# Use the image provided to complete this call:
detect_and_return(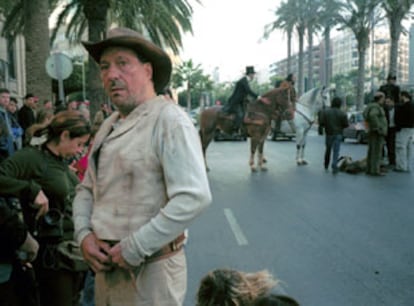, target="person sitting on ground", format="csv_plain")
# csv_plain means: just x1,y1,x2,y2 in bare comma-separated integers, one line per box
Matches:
222,66,259,136
196,268,277,306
